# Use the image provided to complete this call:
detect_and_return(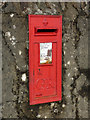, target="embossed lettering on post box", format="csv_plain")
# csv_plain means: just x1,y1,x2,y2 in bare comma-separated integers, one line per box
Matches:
29,15,62,105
